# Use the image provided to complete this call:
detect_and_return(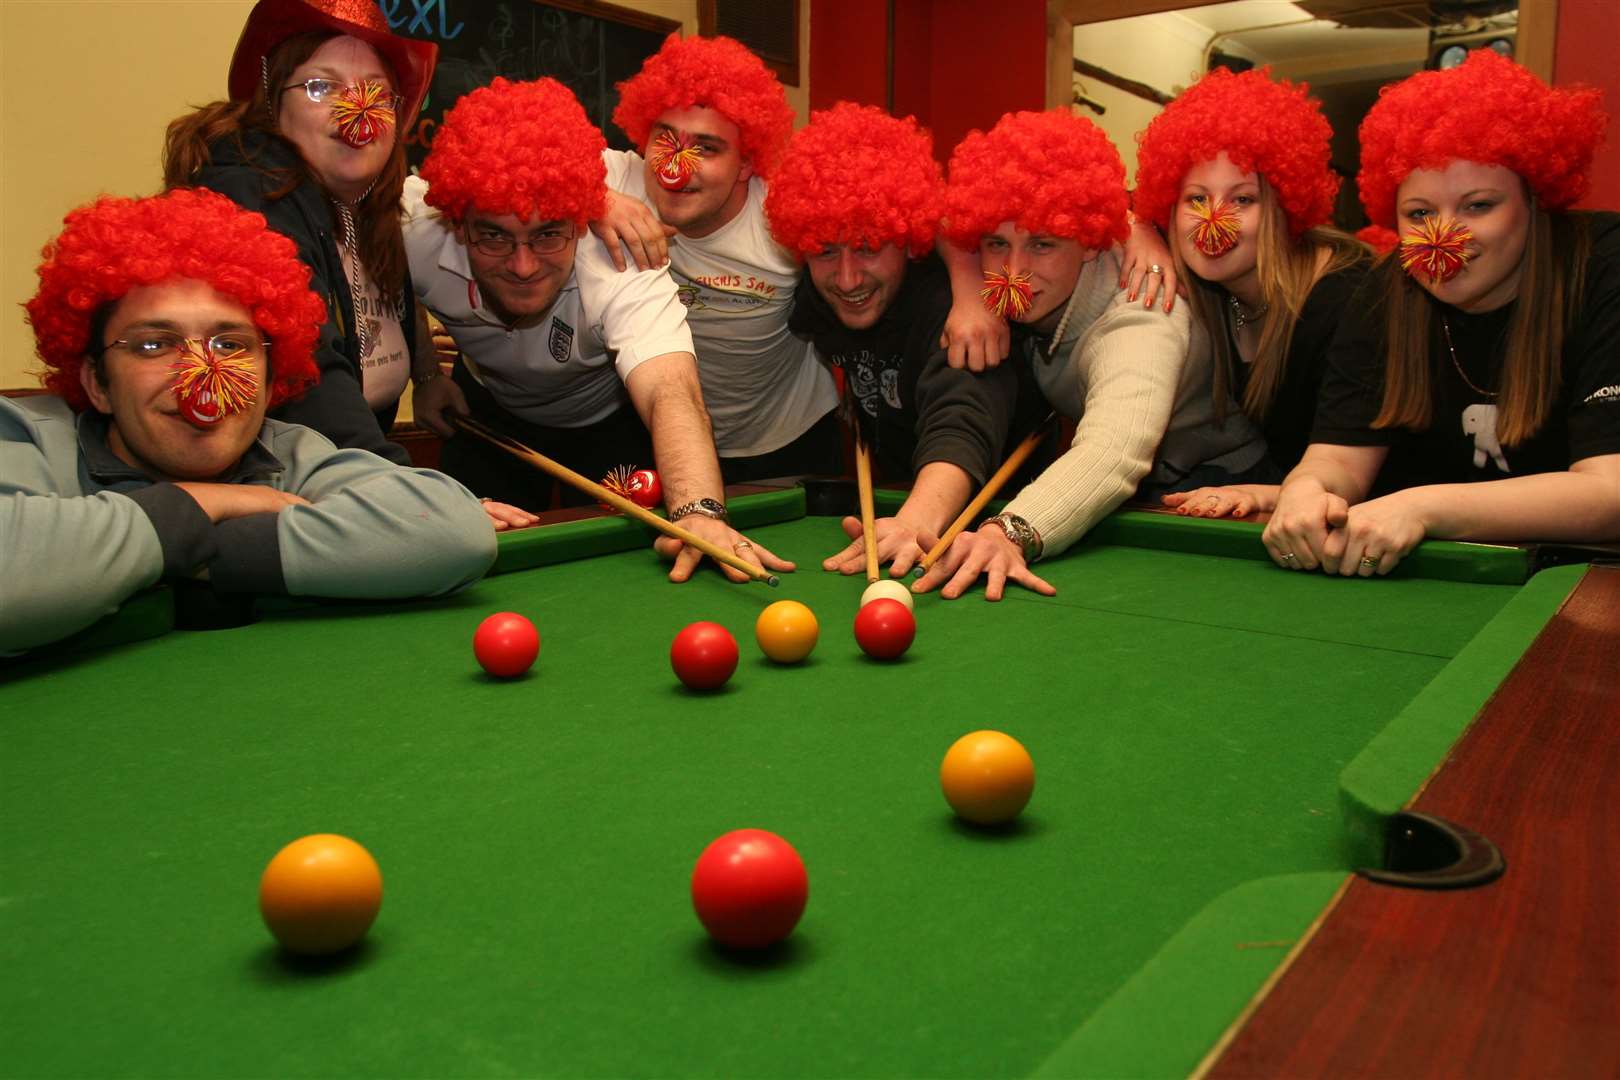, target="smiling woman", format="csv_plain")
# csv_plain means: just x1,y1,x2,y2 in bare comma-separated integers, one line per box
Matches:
1264,49,1620,579
160,0,438,466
